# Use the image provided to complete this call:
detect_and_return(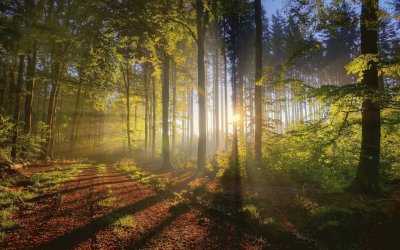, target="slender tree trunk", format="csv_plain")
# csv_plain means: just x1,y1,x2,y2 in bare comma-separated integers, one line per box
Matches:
69,83,81,151
9,61,16,116
172,62,176,157
41,82,48,140
0,65,5,115
24,43,37,133
189,88,194,158
125,66,132,153
11,55,25,160
162,52,172,170
144,66,149,161
214,46,220,151
197,0,206,172
224,46,228,151
350,0,380,193
152,76,156,160
46,84,60,159
254,0,263,162
74,96,86,143
45,44,65,160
